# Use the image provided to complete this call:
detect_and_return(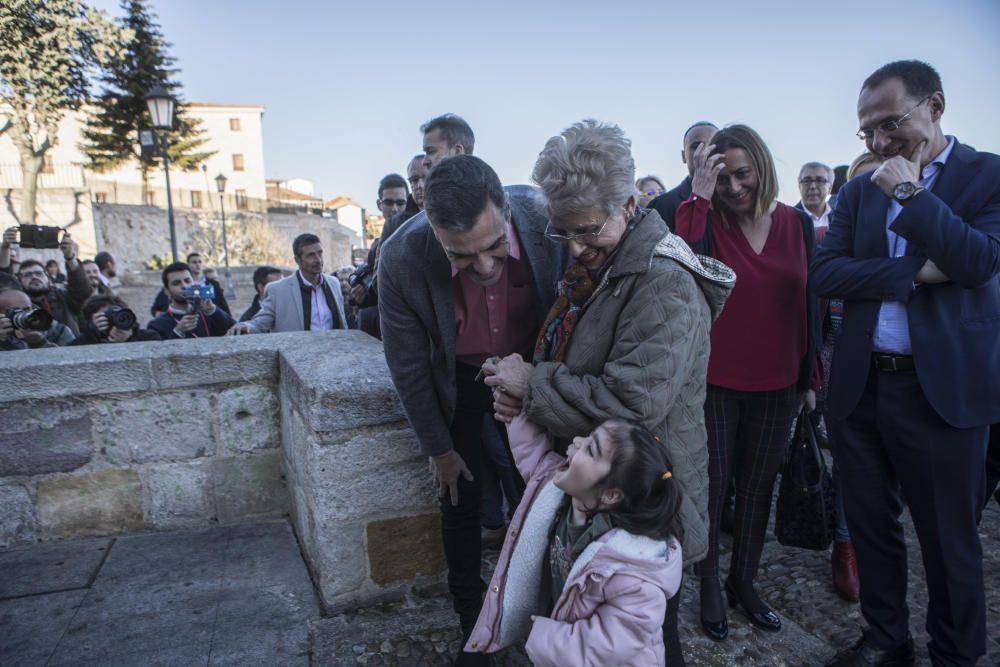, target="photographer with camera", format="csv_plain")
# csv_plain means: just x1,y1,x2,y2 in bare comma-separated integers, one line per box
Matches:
147,262,235,339
69,295,161,345
2,228,92,336
0,287,75,350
